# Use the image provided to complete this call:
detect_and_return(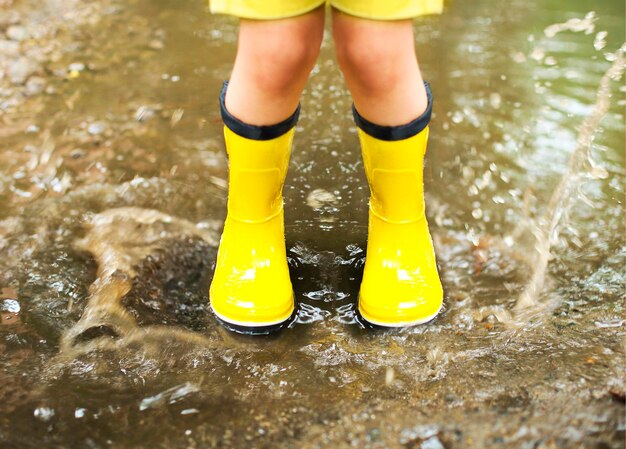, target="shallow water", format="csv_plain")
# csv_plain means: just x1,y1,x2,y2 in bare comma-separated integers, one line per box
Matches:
0,0,624,447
